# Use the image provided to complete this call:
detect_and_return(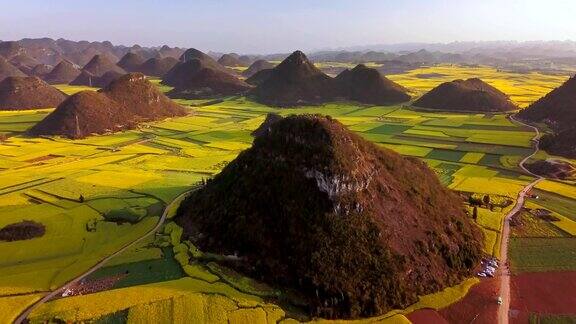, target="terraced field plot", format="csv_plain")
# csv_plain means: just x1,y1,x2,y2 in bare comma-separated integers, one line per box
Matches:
0,87,572,322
